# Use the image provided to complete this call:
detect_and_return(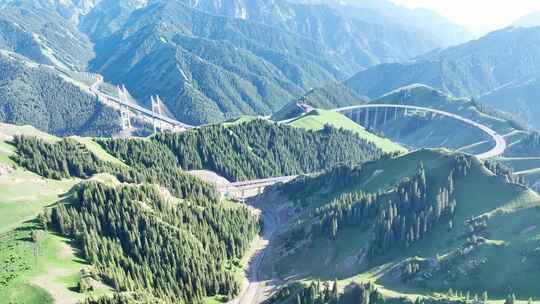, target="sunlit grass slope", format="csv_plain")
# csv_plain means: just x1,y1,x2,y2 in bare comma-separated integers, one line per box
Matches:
288,109,407,153
273,149,540,300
